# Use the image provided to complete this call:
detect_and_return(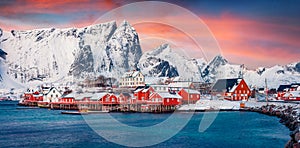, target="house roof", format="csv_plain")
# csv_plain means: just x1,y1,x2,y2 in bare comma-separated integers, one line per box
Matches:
150,85,168,92
277,85,291,92
134,88,143,93
291,83,300,88
90,93,108,101
290,91,300,97
157,92,182,99
61,92,76,98
121,71,142,78
211,78,241,92
44,87,62,95
120,92,132,98
182,89,200,94
168,82,192,88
